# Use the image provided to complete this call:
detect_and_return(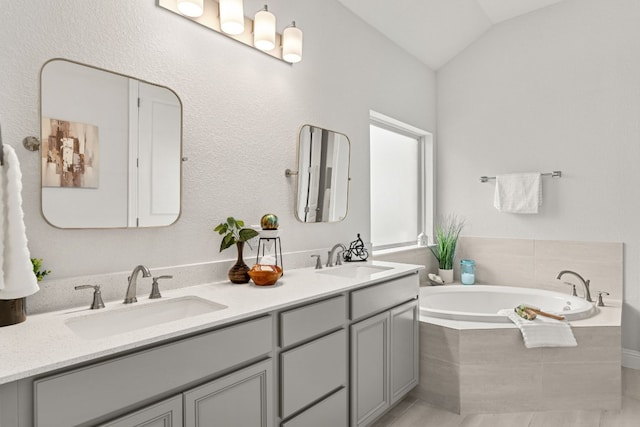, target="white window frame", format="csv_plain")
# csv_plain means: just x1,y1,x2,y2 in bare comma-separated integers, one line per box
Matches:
369,110,434,250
